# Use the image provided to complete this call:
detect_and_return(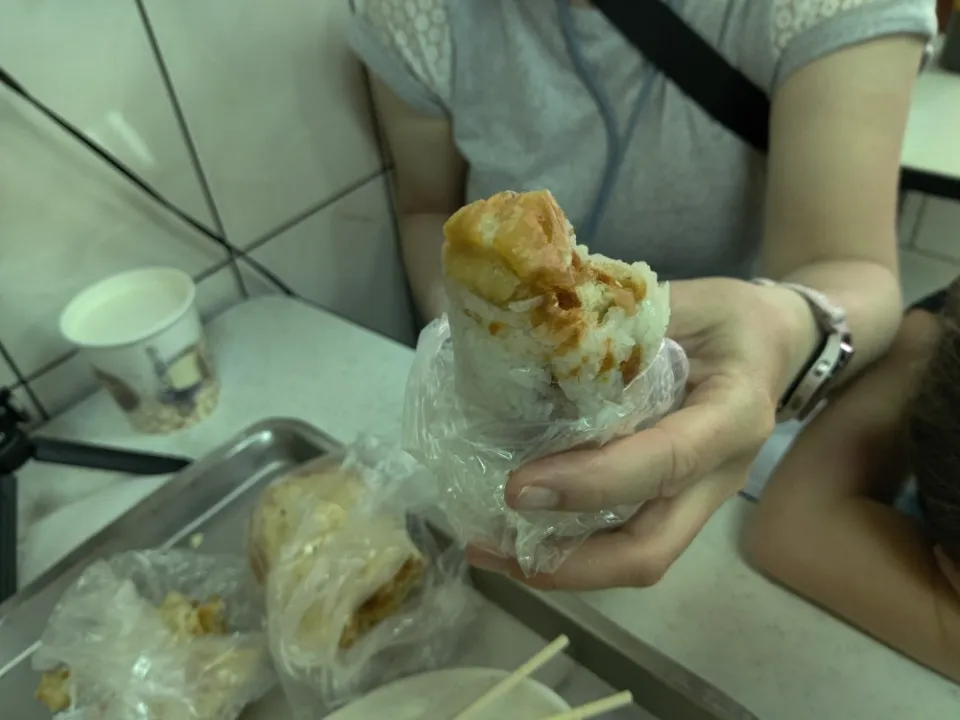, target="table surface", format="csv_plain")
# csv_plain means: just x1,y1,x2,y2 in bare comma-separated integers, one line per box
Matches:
17,296,960,720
